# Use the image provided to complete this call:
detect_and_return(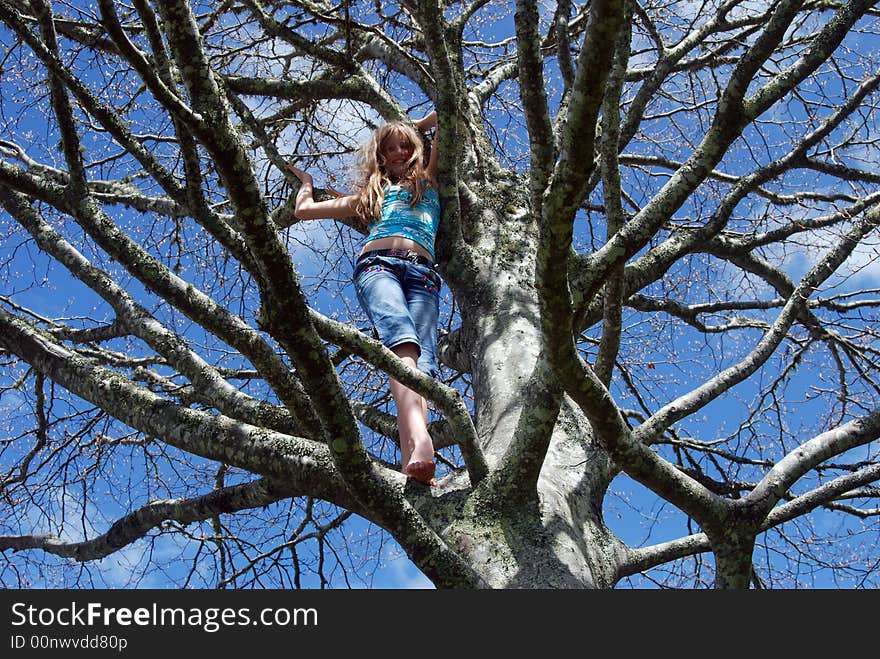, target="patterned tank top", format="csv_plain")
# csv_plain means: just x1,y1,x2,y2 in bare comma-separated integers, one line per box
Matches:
365,182,441,259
